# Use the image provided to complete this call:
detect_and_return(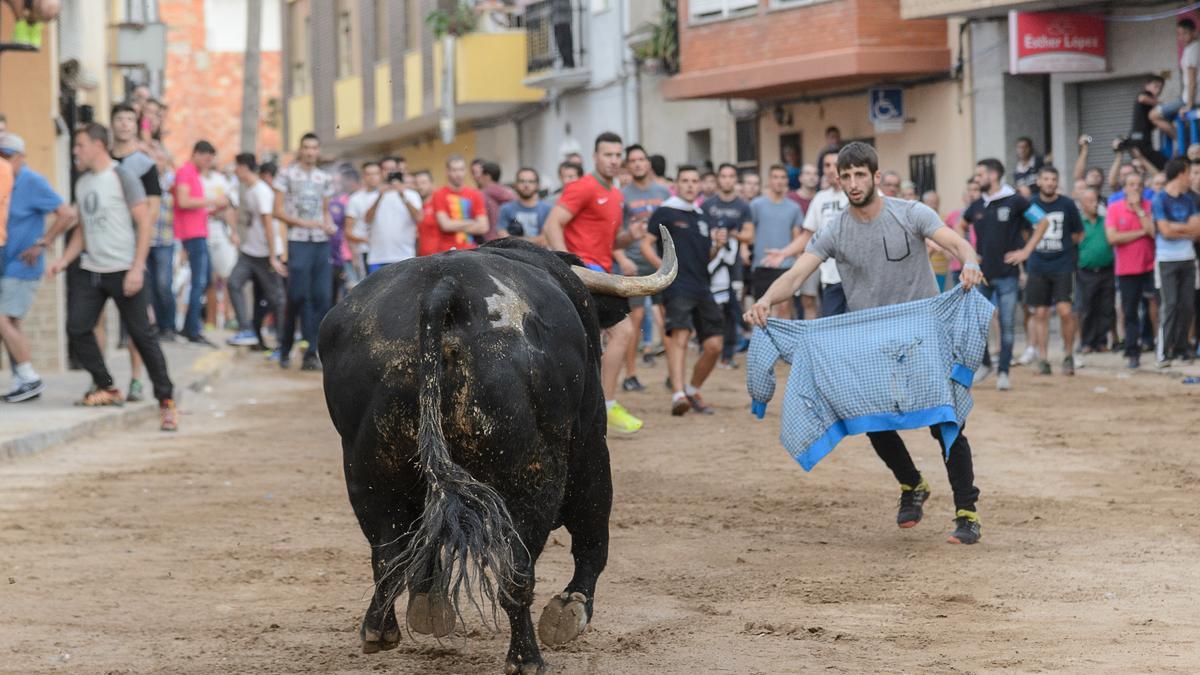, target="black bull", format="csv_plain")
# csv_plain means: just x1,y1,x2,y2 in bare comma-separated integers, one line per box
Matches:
319,233,677,673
